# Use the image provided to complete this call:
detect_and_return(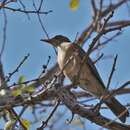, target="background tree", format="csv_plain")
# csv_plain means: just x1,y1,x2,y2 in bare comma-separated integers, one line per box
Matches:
0,0,130,130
